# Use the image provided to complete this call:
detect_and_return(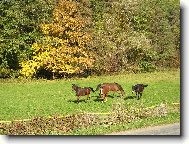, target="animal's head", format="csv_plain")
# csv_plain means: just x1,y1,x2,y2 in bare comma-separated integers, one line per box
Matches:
132,85,135,94
72,84,77,91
